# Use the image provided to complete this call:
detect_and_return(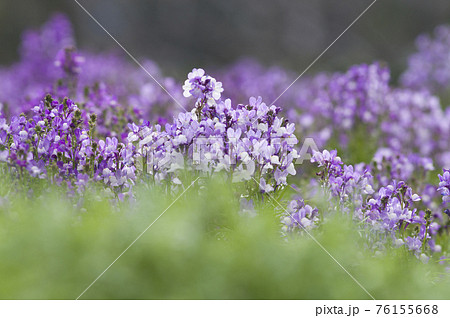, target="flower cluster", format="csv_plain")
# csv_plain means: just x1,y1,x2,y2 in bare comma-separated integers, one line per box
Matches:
183,68,223,107
281,196,319,232
217,59,295,105
361,180,441,259
381,89,450,168
0,64,299,201
221,61,392,149
0,14,73,116
54,46,85,76
401,25,450,94
310,149,443,259
0,95,136,197
438,170,450,206
311,149,374,214
0,15,449,265
79,83,139,140
0,14,182,126
220,59,450,168
371,148,434,186
363,181,422,234
128,91,298,192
